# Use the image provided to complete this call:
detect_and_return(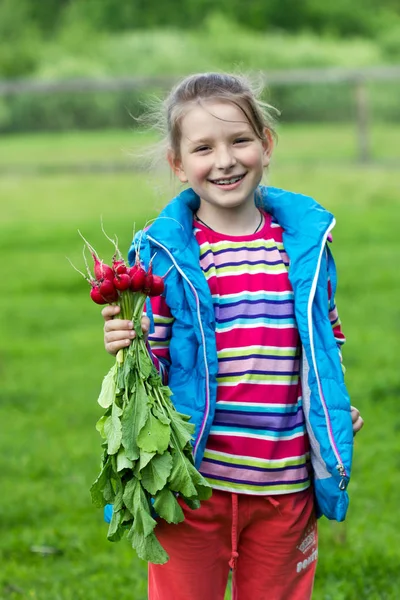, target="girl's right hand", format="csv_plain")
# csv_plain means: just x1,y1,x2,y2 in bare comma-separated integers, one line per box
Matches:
102,305,150,356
